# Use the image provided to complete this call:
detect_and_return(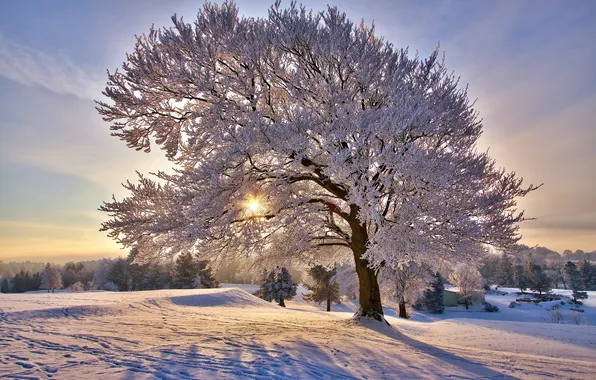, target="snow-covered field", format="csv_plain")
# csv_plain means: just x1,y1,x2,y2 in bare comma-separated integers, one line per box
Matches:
1,287,595,379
